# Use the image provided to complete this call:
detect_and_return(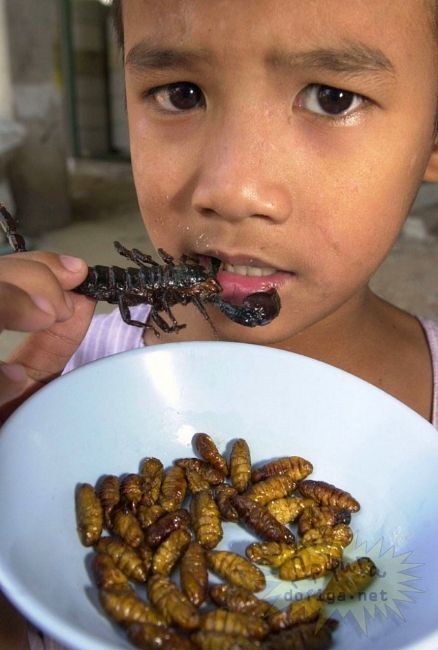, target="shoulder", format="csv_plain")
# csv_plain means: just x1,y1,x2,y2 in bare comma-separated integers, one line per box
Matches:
63,304,150,374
